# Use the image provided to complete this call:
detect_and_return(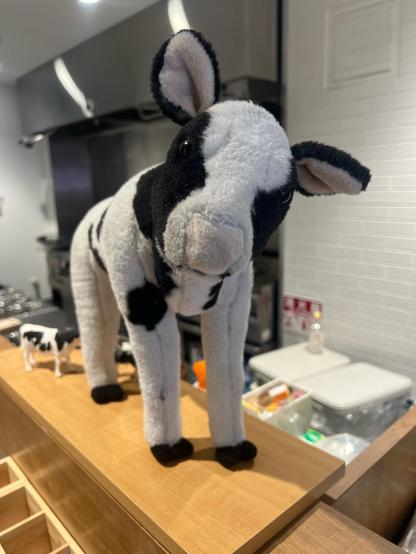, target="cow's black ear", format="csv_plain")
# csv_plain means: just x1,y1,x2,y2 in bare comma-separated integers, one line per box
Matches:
291,141,371,196
151,29,220,125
